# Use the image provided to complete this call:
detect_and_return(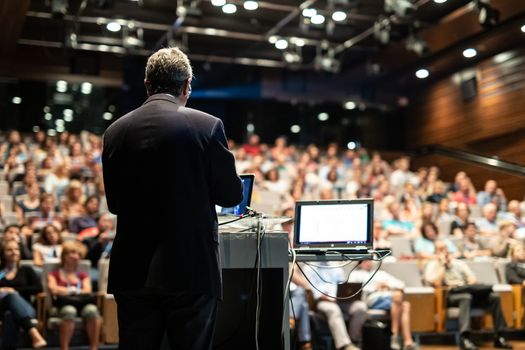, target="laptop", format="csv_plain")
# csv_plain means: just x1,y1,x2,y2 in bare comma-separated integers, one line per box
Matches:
293,199,374,256
216,174,255,218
